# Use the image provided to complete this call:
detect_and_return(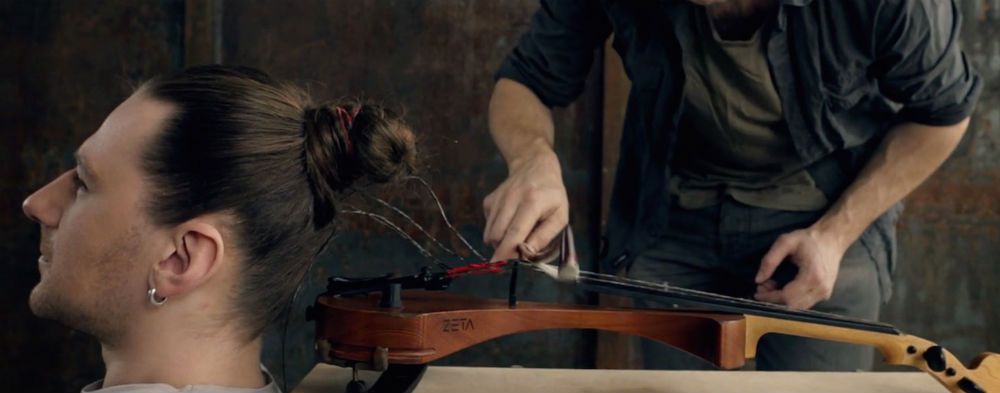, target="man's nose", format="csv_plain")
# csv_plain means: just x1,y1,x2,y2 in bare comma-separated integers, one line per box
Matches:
23,170,74,228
